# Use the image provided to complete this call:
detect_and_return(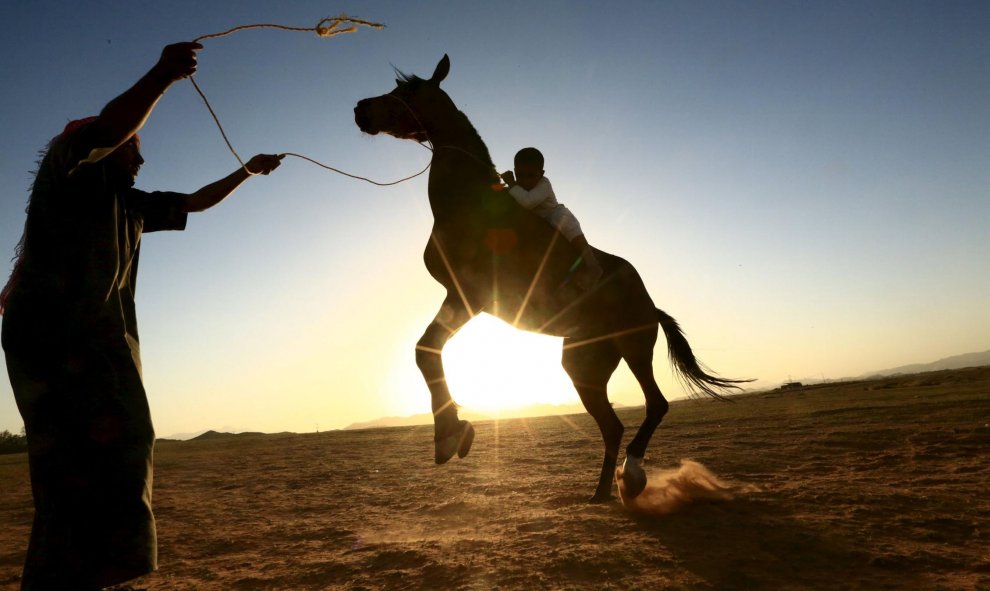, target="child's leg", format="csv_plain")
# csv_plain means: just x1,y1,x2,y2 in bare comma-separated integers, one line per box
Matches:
570,234,603,288
550,207,603,289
